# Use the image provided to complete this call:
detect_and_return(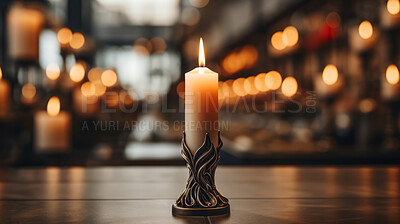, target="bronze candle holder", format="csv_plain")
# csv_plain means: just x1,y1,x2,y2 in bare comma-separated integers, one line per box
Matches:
172,131,230,216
